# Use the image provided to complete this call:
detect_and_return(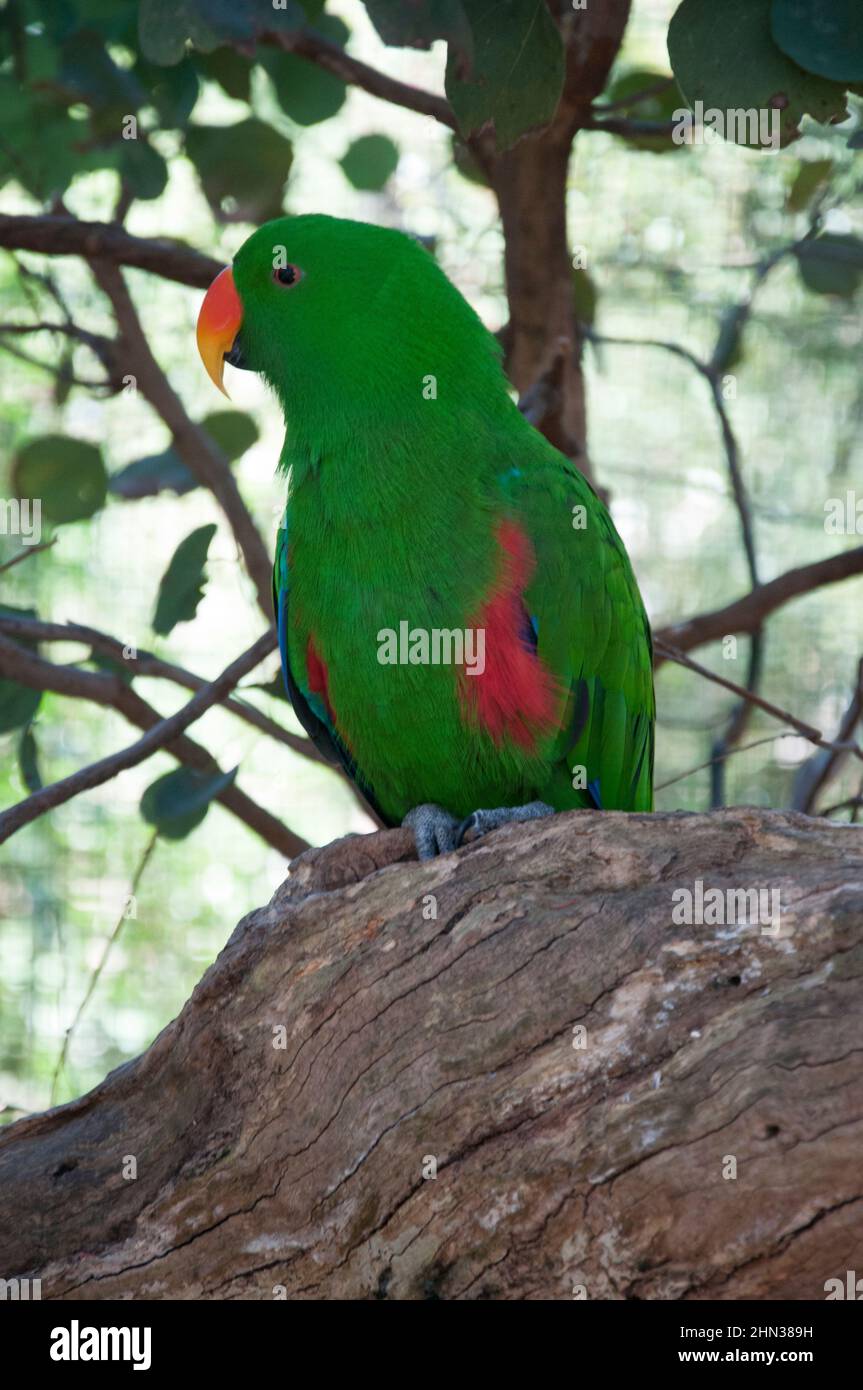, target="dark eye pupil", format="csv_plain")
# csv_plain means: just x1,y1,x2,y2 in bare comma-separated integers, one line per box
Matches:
276,265,296,285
